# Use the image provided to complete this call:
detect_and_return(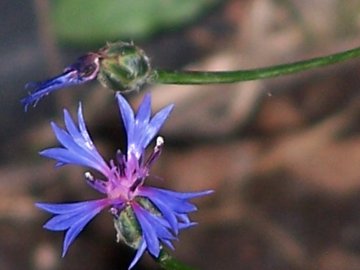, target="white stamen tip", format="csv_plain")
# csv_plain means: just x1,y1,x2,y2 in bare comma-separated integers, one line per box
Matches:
84,171,94,181
156,136,164,146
